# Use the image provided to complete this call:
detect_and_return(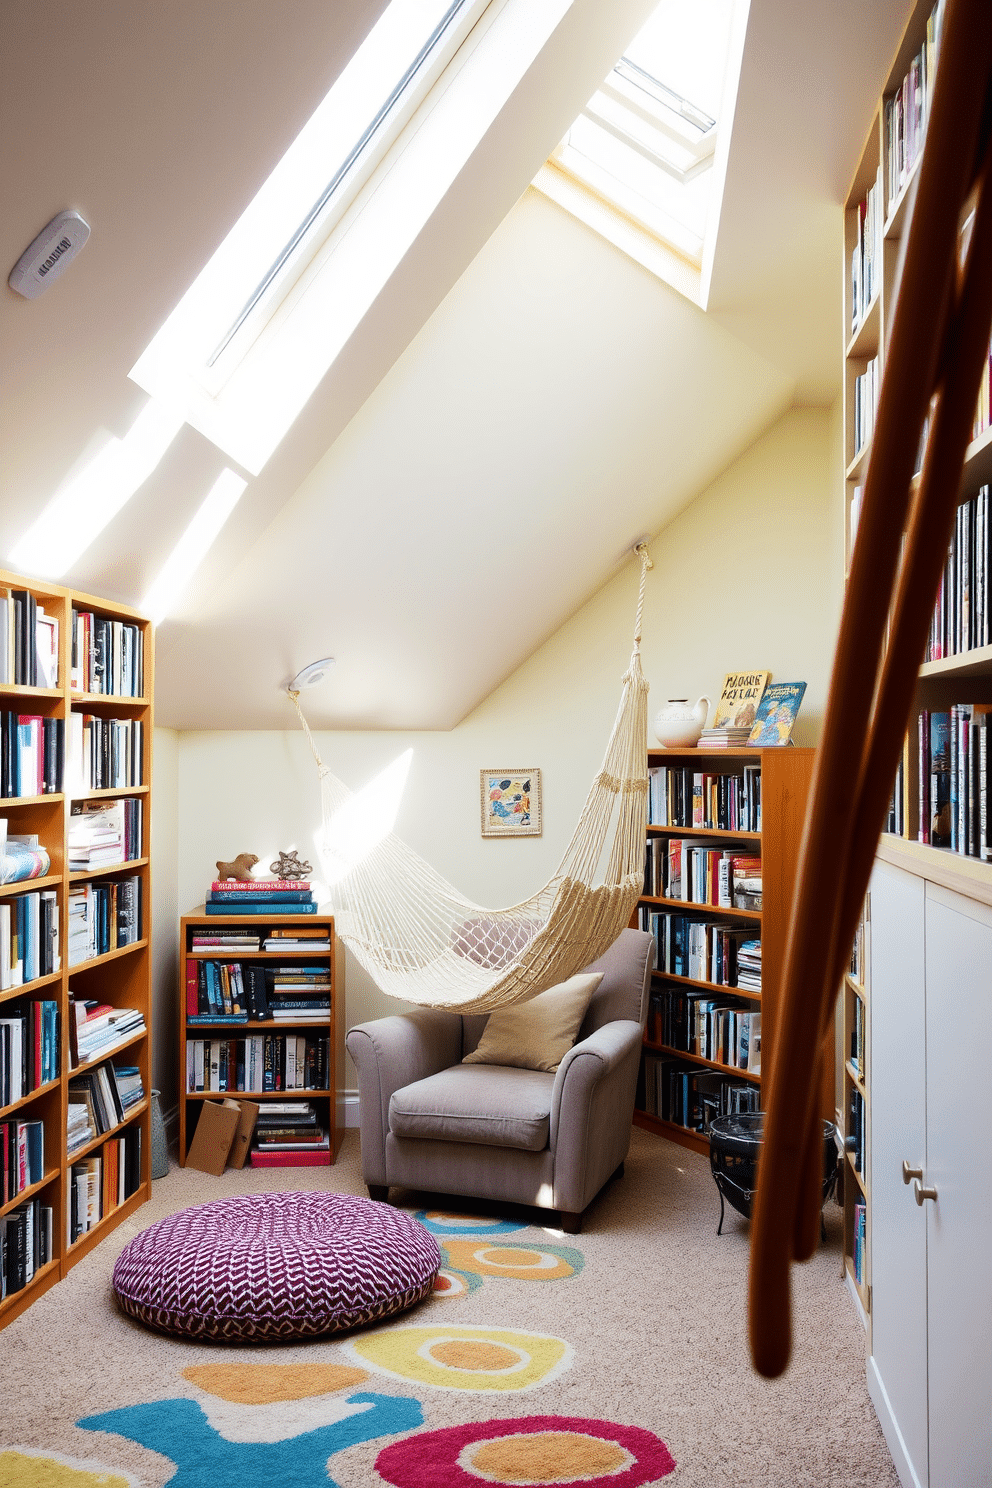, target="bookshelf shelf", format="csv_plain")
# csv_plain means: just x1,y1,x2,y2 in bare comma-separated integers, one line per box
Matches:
72,1028,147,1073
66,1100,149,1165
64,1185,148,1269
0,567,153,1327
178,910,343,1168
640,893,761,922
847,292,881,359
69,785,149,801
69,857,148,883
634,746,823,1144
